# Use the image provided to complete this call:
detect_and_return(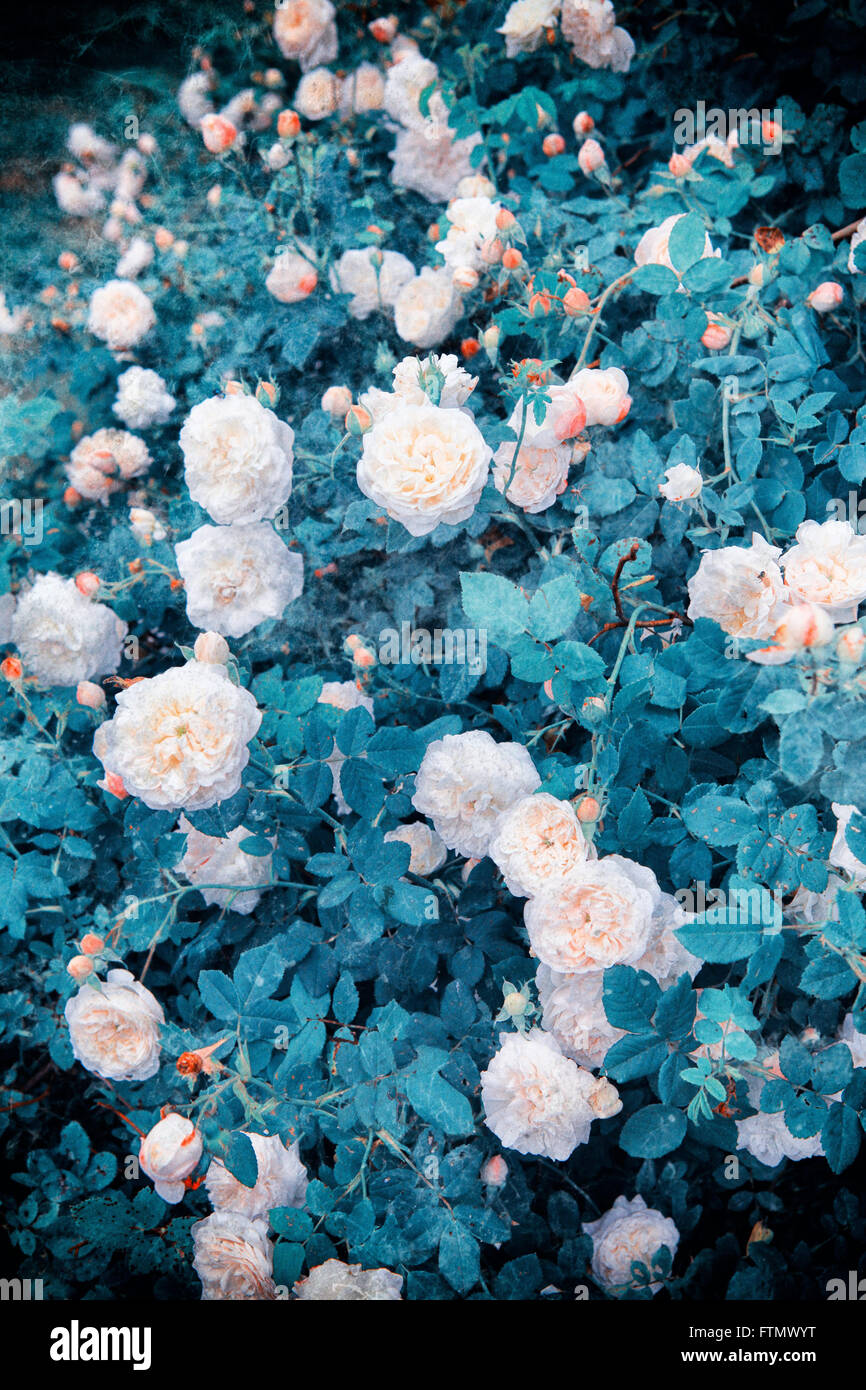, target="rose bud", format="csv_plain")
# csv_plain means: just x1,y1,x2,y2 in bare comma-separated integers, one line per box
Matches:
206,185,222,207
668,152,691,177
562,286,591,316
578,138,605,176
100,771,128,799
58,251,79,271
266,142,289,171
701,313,732,350
201,114,237,153
495,207,517,232
774,603,835,651
194,631,230,665
137,133,157,155
502,247,523,270
807,281,844,314
77,681,106,709
67,955,94,981
461,337,480,358
1,655,22,682
369,15,398,42
481,1155,508,1187
543,133,566,157
139,1114,203,1204
321,385,353,418
80,933,105,956
154,226,175,249
75,571,100,598
573,111,594,136
277,108,301,139
837,627,866,663
453,266,479,291
345,404,372,435
576,795,601,823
